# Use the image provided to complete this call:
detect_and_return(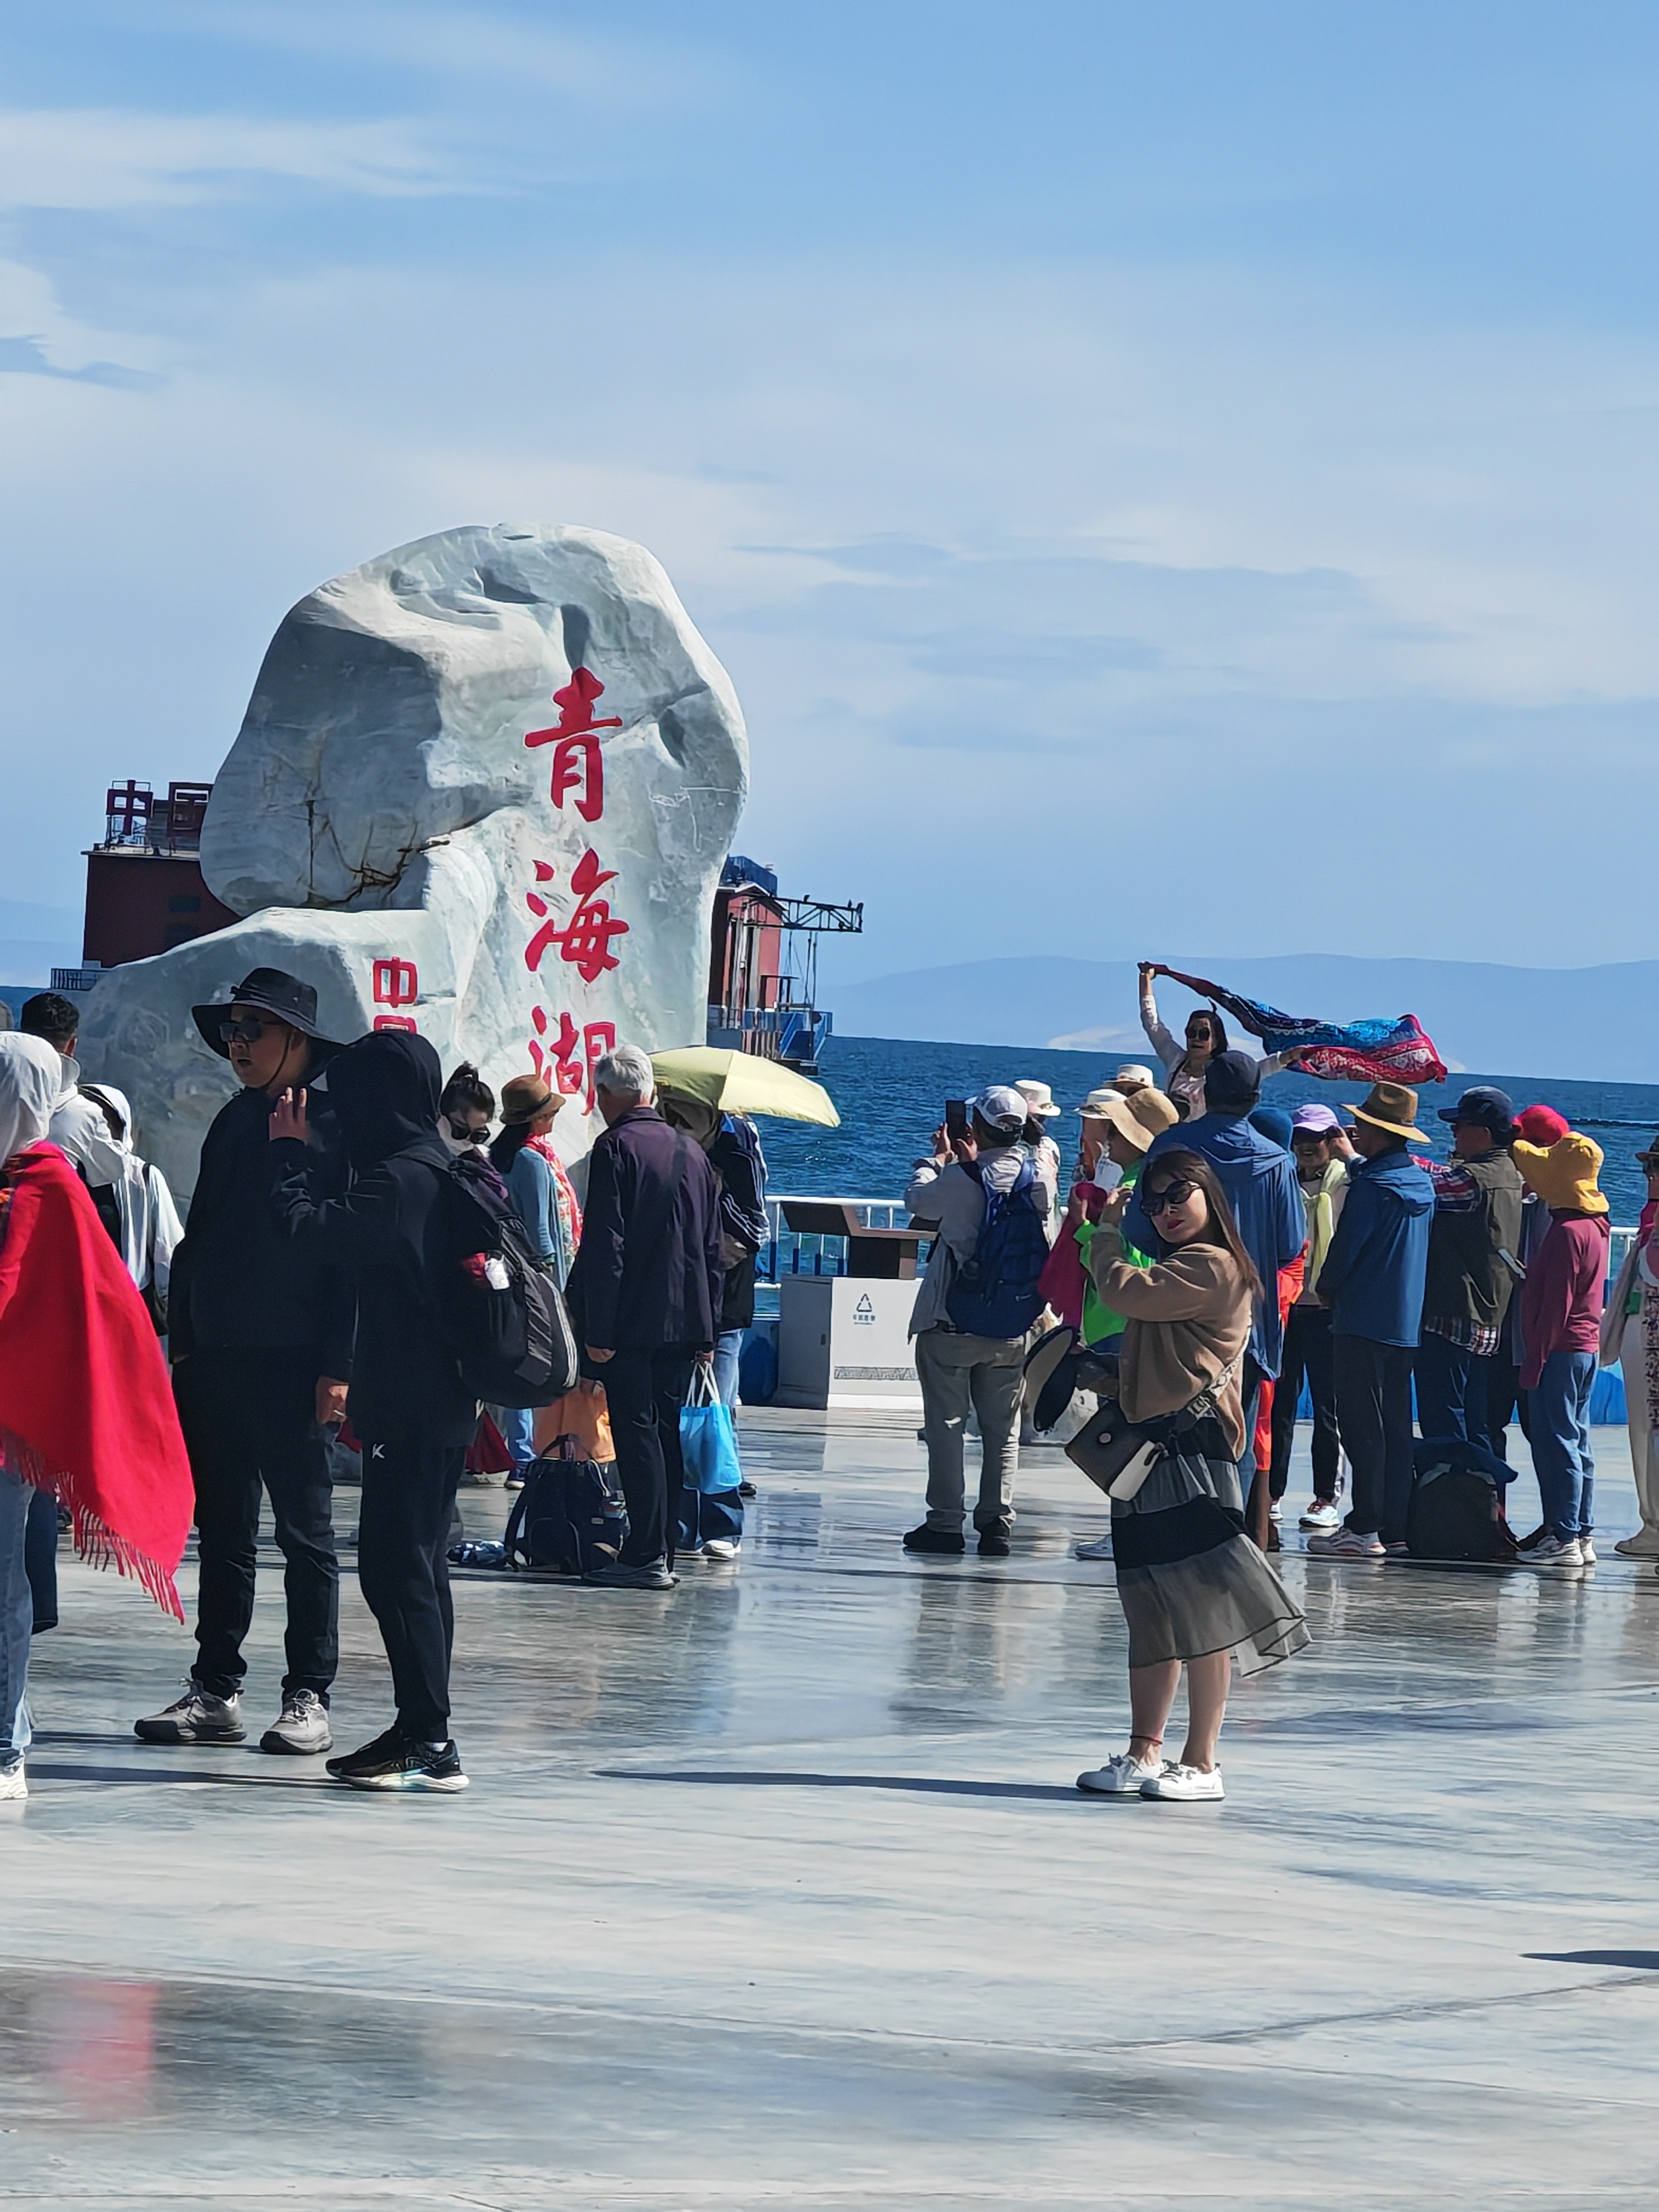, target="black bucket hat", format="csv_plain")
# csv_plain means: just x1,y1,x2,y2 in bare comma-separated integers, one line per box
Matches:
191,968,342,1059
